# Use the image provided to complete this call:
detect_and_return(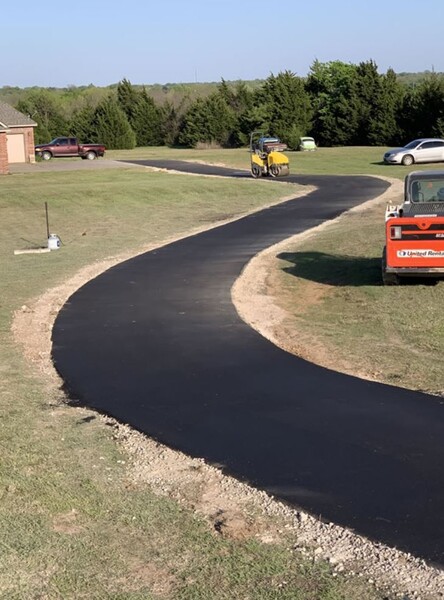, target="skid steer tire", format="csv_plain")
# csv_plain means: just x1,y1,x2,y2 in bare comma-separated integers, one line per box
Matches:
382,247,400,285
